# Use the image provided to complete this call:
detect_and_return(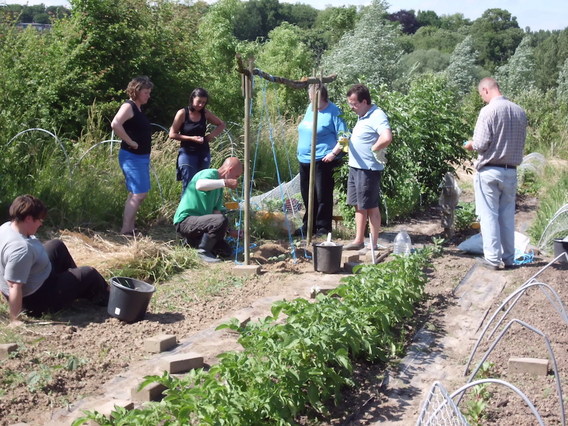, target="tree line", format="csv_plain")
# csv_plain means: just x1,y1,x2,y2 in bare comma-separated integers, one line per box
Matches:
0,0,566,227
